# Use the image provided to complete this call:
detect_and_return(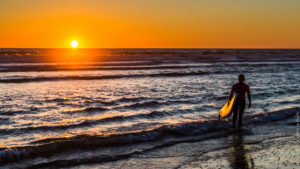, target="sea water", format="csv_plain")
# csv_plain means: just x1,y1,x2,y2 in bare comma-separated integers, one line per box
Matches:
0,49,299,168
